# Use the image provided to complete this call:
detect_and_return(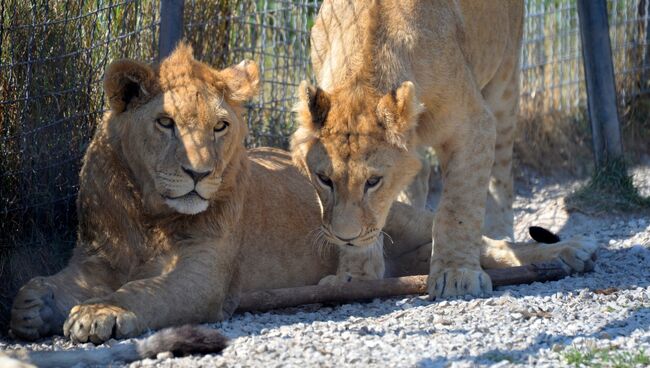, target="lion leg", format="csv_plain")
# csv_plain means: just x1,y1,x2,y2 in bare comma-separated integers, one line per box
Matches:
425,88,496,299
63,243,238,344
387,234,598,278
480,234,598,273
319,237,385,285
10,255,115,341
481,57,520,241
